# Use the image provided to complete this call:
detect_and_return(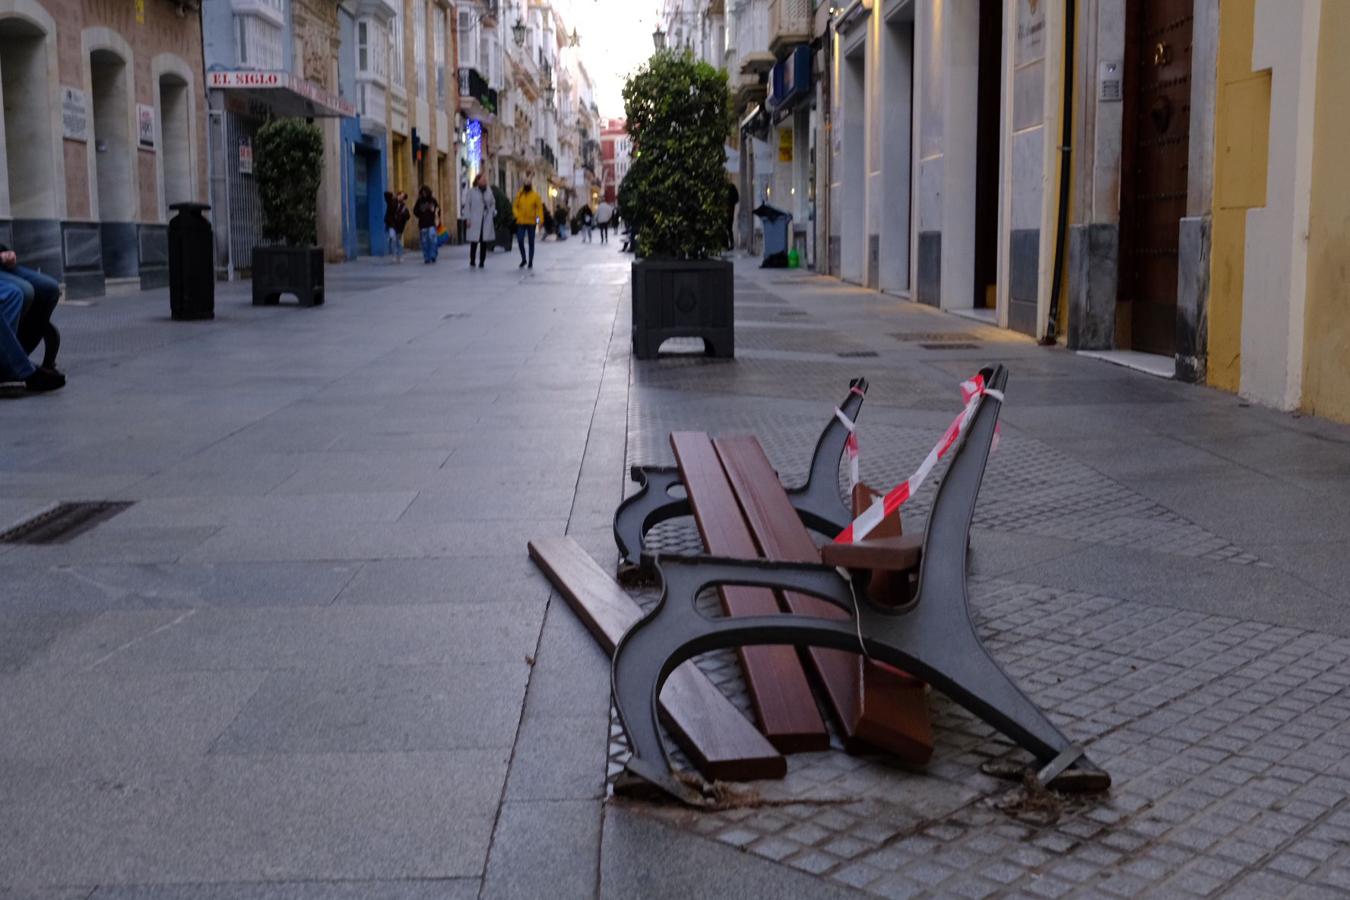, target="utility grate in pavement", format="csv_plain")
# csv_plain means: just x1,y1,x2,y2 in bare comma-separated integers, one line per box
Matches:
778,310,810,318
891,331,982,342
442,313,471,320
919,342,982,350
836,351,880,358
0,501,135,544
